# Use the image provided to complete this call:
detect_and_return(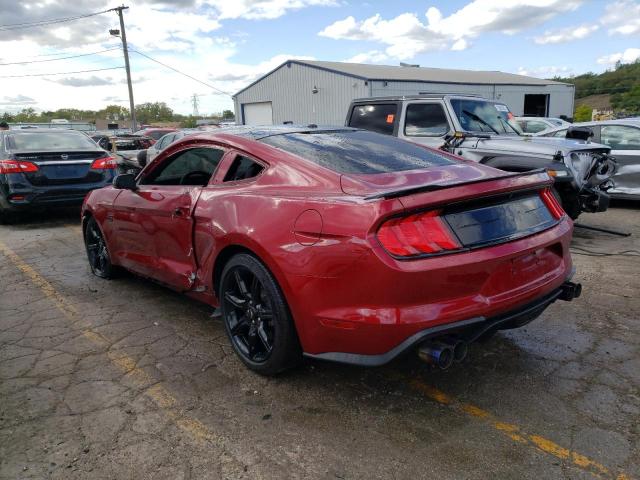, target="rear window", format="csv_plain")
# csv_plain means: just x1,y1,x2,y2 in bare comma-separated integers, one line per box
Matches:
260,130,455,174
8,132,98,150
348,104,397,135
